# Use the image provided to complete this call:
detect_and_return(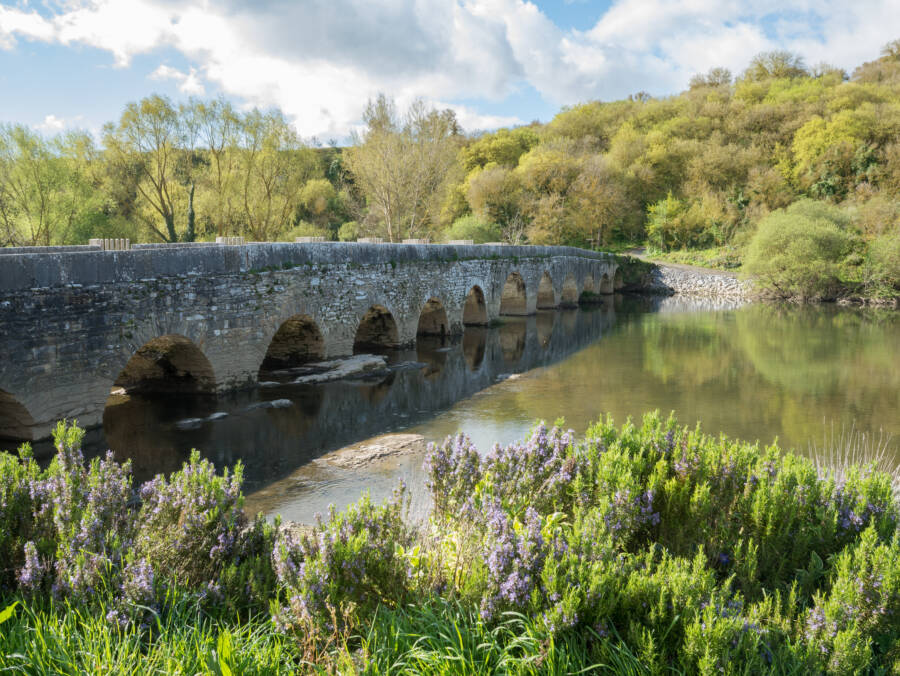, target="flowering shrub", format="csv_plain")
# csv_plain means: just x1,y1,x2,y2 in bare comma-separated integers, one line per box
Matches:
0,445,41,590
421,412,900,672
272,485,413,639
133,450,247,590
1,414,899,672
